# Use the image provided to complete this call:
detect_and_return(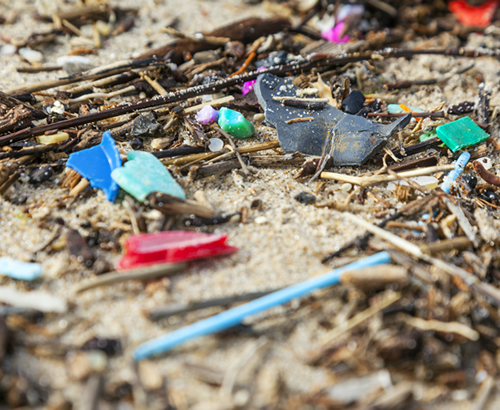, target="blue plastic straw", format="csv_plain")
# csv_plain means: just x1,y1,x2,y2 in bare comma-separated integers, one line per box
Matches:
134,251,391,360
440,151,470,194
